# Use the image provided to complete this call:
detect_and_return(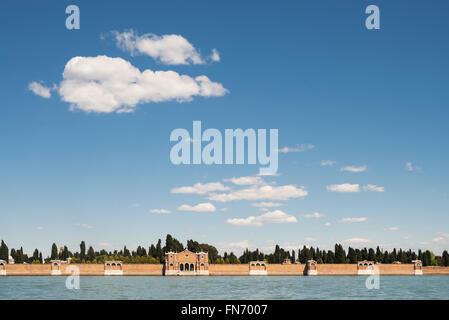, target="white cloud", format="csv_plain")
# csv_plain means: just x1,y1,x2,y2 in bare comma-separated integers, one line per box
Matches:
432,237,445,243
209,185,308,202
251,202,285,208
227,240,249,249
149,209,171,214
36,226,44,230
220,207,229,212
227,210,297,227
277,144,314,153
114,30,211,65
224,176,265,186
210,48,220,62
341,165,367,173
98,242,111,247
321,160,335,166
58,55,228,113
28,82,52,98
326,183,360,193
405,162,414,171
324,222,332,227
363,184,385,192
384,227,399,231
437,232,449,238
304,237,316,242
177,202,216,212
303,212,324,219
342,238,371,245
171,182,230,195
74,223,94,229
338,217,368,223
